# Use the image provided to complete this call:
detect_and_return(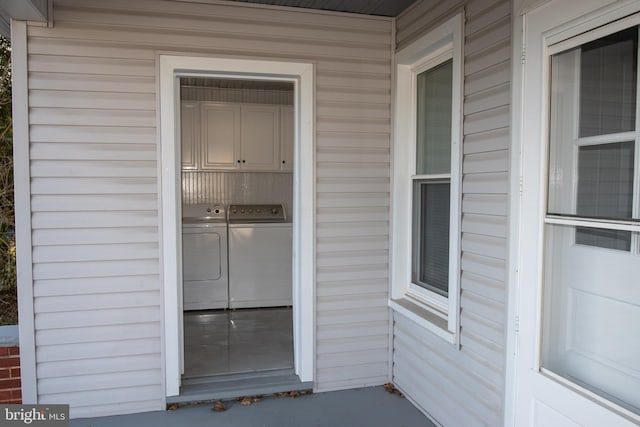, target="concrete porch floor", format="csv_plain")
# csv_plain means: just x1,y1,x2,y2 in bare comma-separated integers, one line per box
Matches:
70,386,436,427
